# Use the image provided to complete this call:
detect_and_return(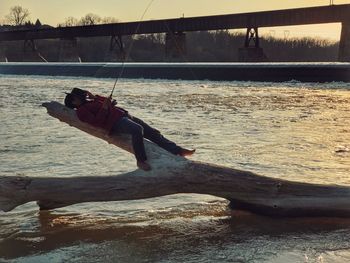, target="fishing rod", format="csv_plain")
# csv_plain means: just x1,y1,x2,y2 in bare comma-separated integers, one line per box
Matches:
109,0,156,98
